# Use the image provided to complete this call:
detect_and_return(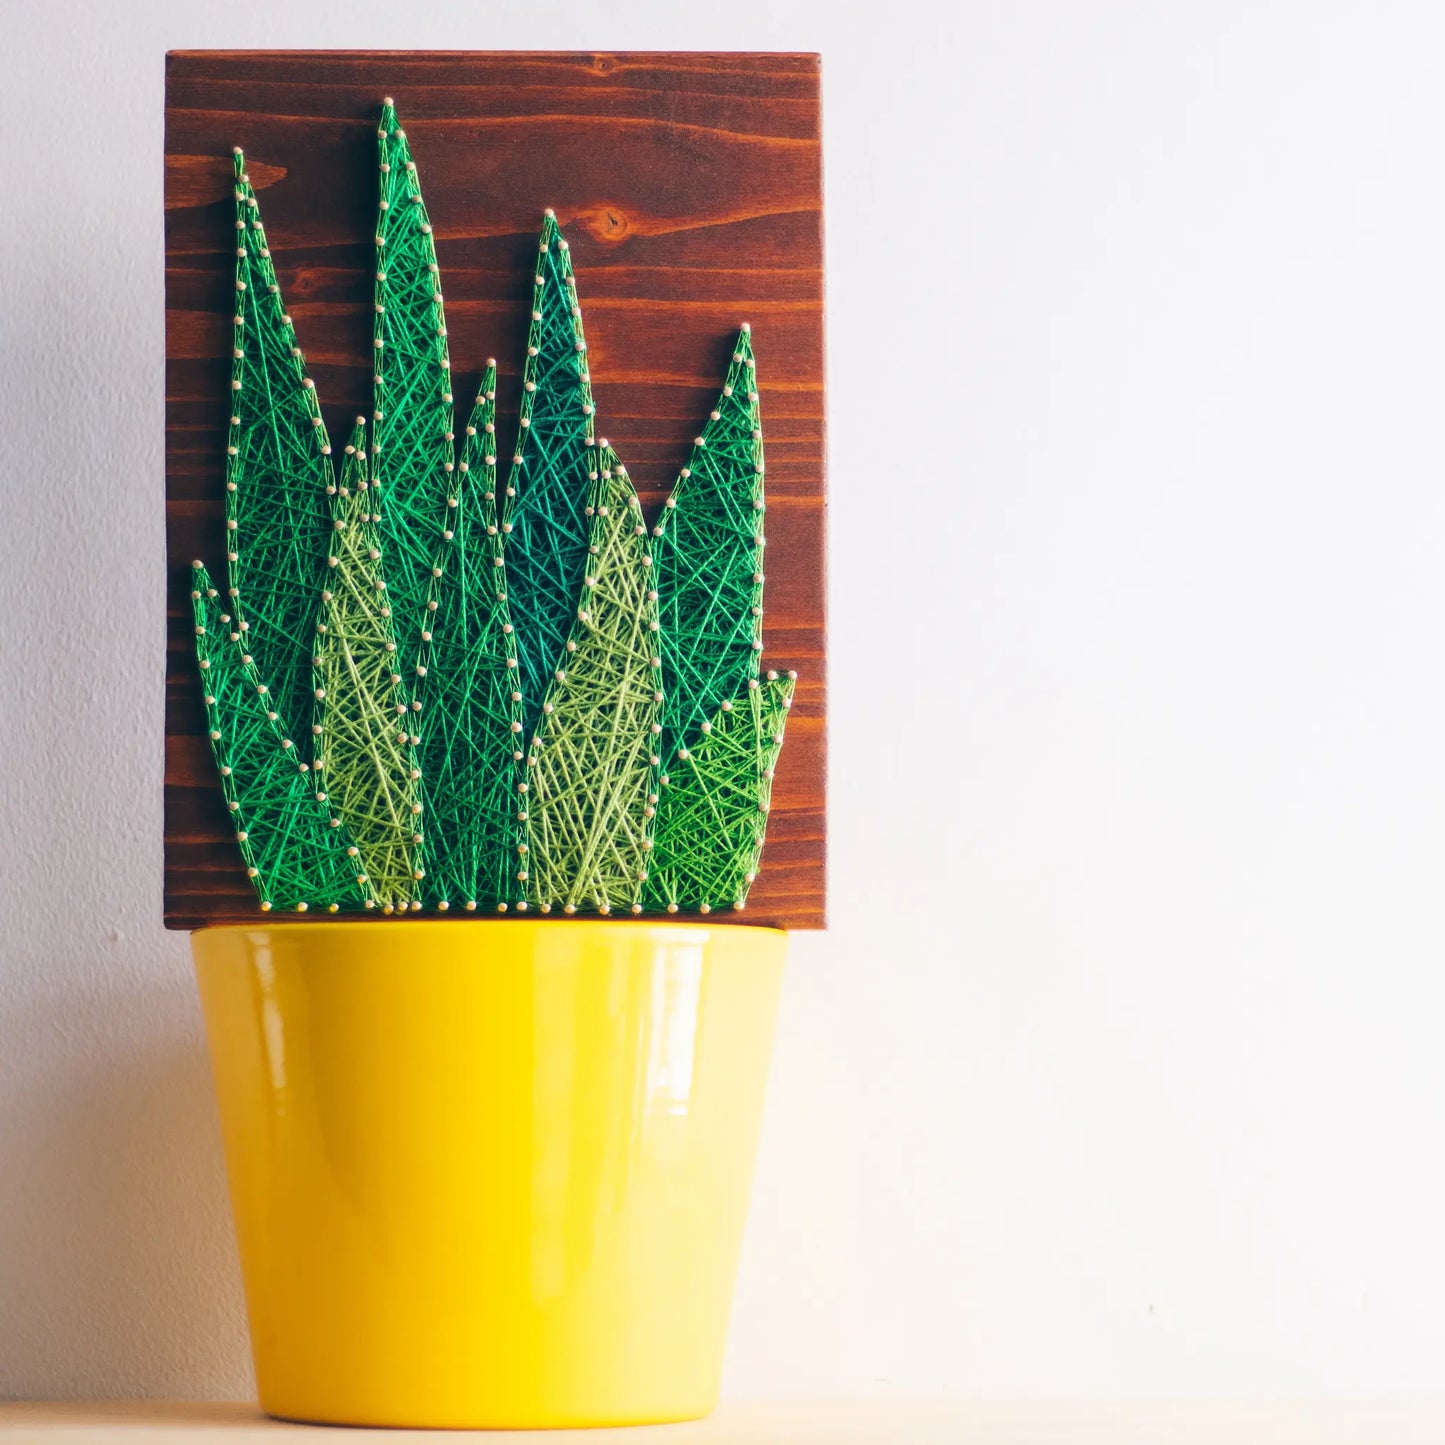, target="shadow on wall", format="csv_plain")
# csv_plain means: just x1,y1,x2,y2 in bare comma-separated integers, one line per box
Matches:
0,976,253,1398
